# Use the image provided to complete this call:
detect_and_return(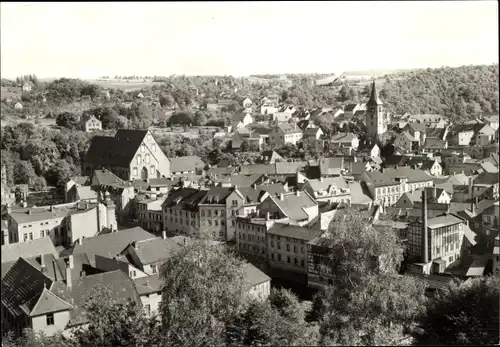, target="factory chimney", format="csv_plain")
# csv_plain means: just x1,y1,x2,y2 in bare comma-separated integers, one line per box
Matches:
421,190,429,264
